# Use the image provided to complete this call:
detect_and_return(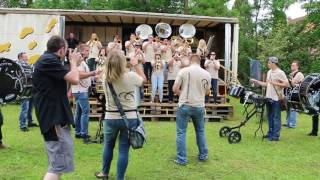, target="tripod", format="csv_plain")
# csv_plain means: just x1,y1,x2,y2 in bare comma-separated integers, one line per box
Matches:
92,93,105,144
